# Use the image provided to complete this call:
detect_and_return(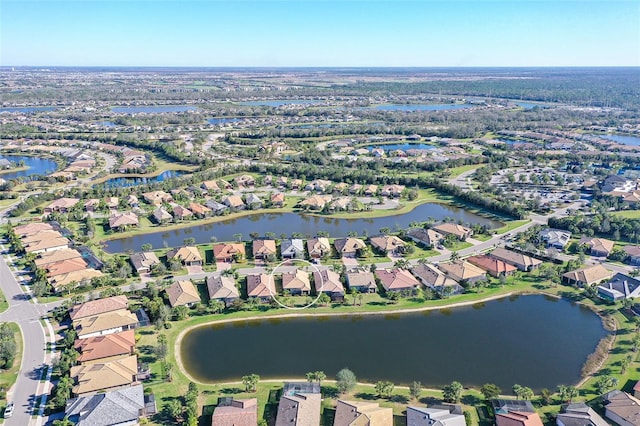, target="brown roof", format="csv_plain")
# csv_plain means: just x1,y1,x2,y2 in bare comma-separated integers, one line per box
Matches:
369,235,406,252
432,223,472,238
624,245,640,258
13,222,53,237
46,197,80,211
282,270,311,292
189,202,211,215
22,230,64,244
211,398,258,426
70,355,137,395
252,240,277,257
34,248,82,267
375,268,419,291
246,274,276,298
275,393,321,426
108,211,139,229
345,271,377,290
202,180,220,191
207,275,239,300
495,411,544,426
75,330,135,364
605,391,640,425
489,247,542,270
313,269,344,294
74,310,138,338
579,237,615,255
562,264,613,285
70,296,129,321
165,280,201,307
438,260,486,281
50,268,103,289
334,400,393,426
307,237,331,257
467,255,517,276
45,257,88,277
410,263,459,289
334,238,366,254
167,246,203,263
213,243,245,260
271,192,285,203
25,237,70,253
